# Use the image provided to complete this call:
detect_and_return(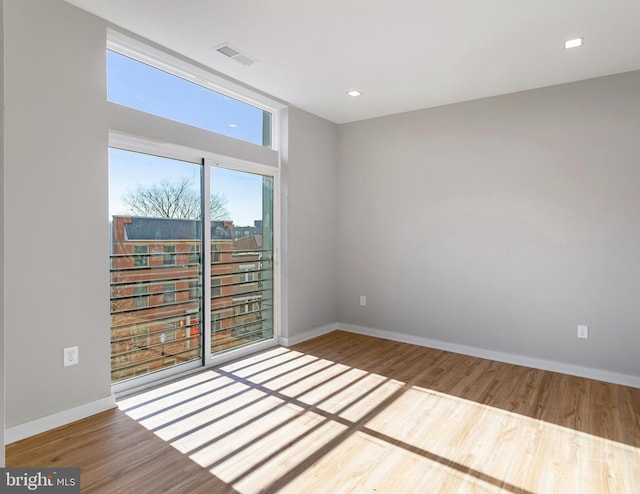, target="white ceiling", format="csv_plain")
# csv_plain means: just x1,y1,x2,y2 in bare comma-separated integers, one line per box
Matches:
66,0,640,124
